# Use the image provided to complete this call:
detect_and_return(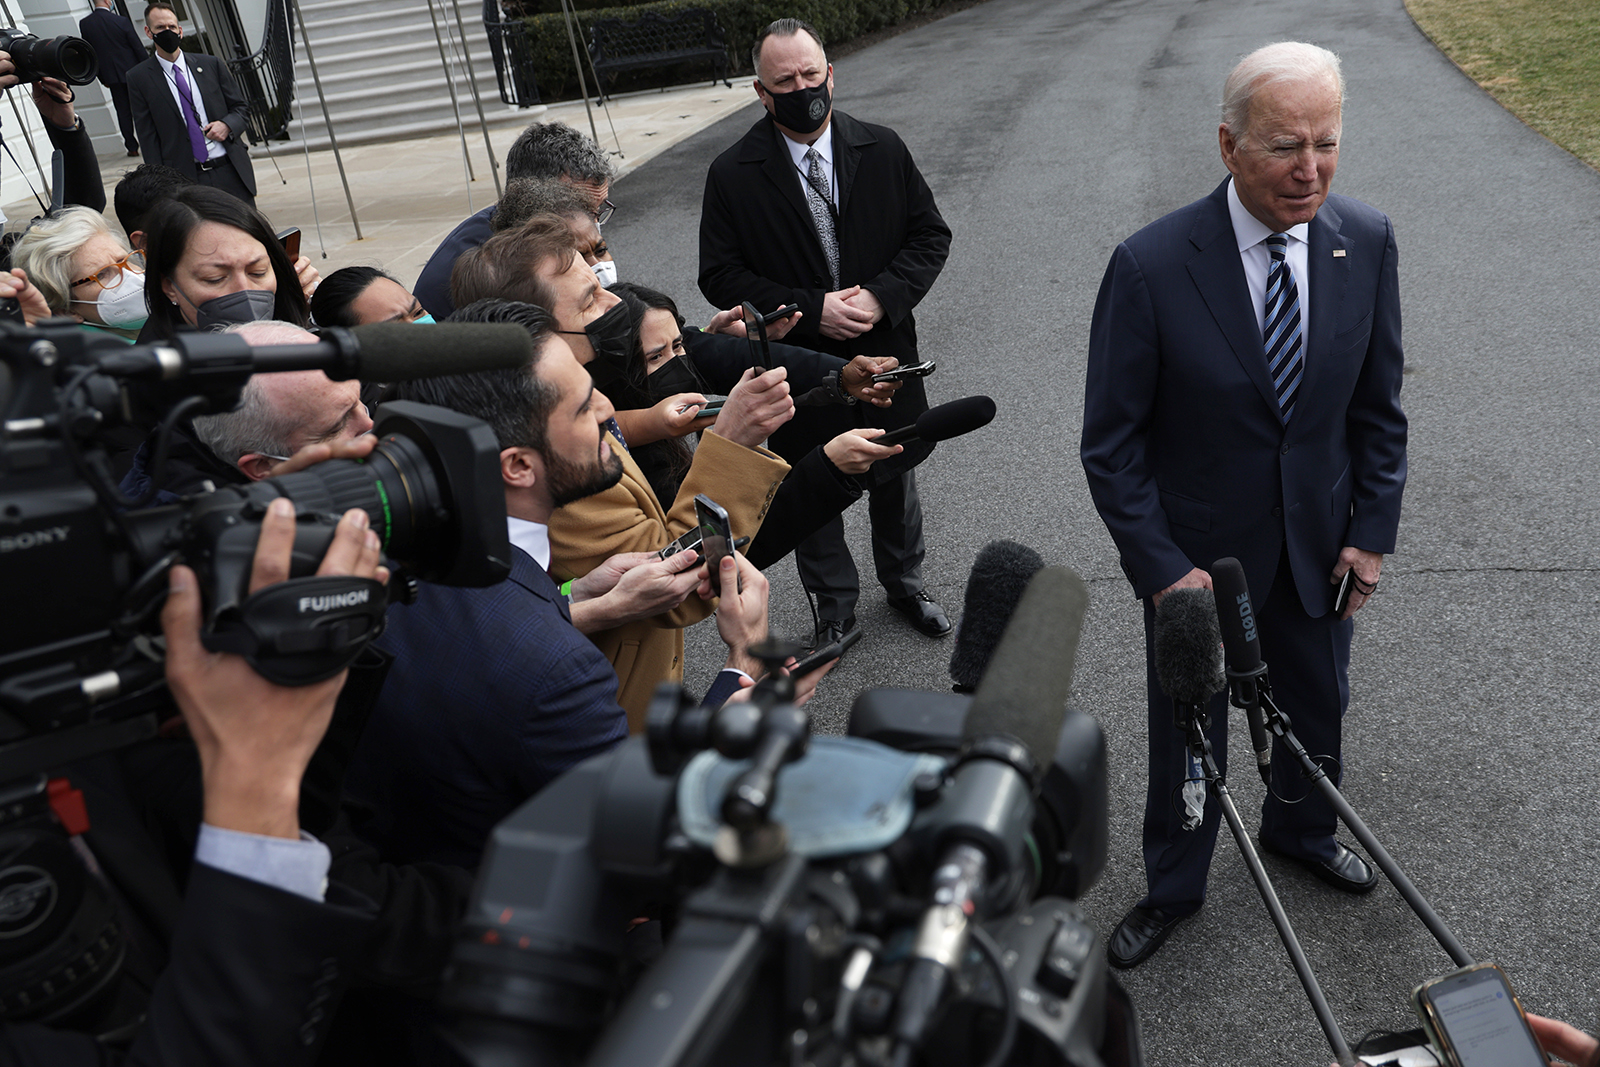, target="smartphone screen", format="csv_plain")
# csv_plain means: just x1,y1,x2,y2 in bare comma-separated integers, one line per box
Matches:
695,494,735,597
1417,965,1548,1067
